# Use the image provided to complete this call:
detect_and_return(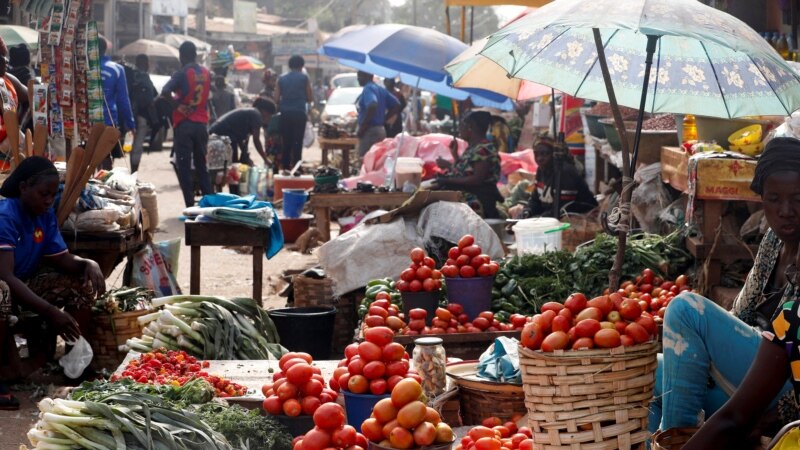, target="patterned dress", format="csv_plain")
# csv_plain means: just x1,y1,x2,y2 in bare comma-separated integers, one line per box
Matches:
446,140,501,217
